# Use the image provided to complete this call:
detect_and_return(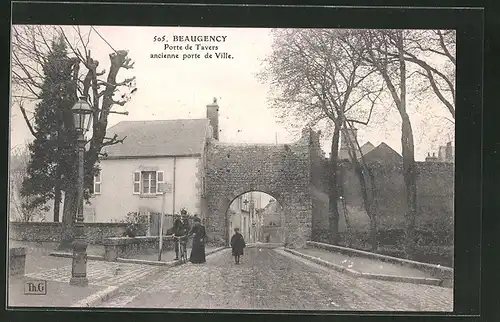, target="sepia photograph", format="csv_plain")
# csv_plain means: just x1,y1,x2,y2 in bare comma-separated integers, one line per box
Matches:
8,24,456,311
